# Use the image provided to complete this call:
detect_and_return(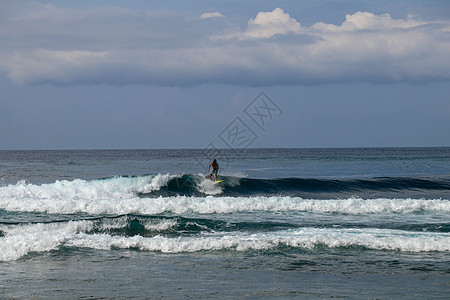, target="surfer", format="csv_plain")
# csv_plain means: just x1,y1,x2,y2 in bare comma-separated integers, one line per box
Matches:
208,159,219,181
